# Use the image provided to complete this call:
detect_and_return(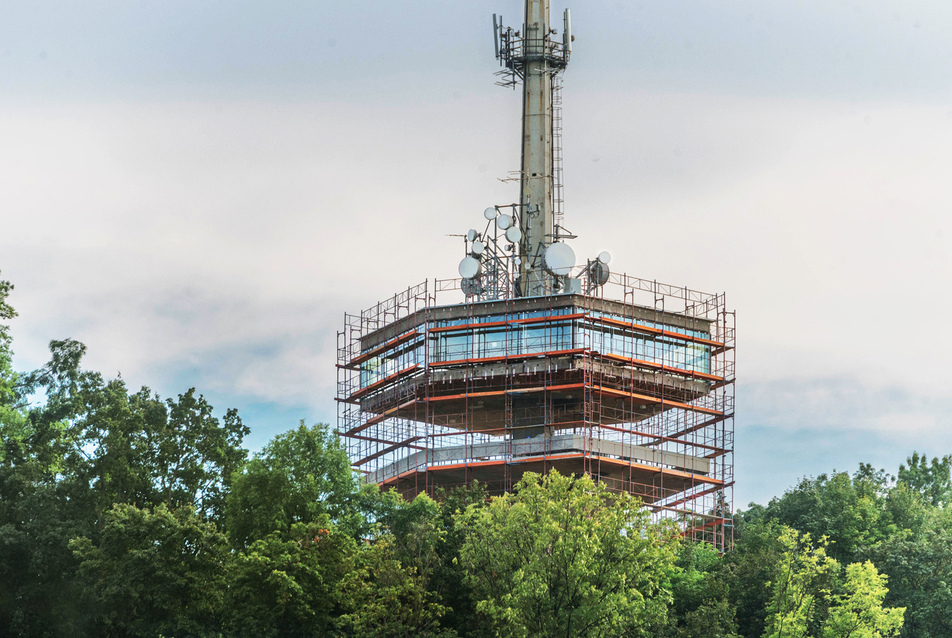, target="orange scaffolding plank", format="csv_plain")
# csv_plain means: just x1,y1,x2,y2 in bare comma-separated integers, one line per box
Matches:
422,383,586,403
598,352,723,382
593,385,723,416
428,312,586,333
596,456,724,486
346,432,427,451
588,315,723,348
343,399,418,436
346,364,420,402
354,436,424,467
348,330,421,367
429,348,588,367
658,482,732,511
